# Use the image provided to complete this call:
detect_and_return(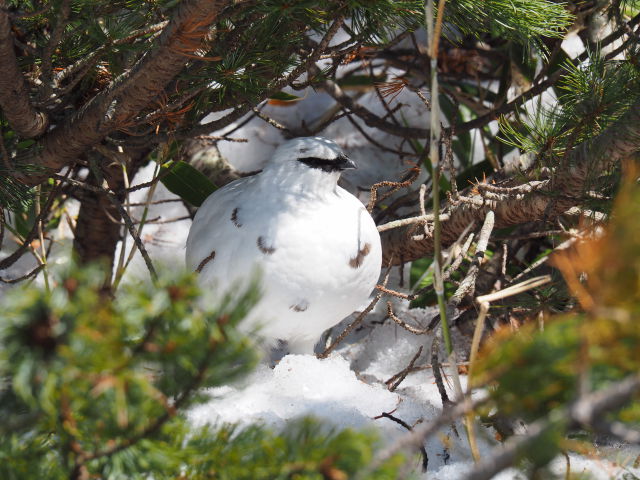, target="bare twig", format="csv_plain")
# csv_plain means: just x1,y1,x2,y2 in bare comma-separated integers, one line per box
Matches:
318,292,382,358
0,209,4,250
107,195,158,282
318,268,391,358
469,274,552,385
448,210,495,306
475,275,552,305
367,167,422,213
40,0,71,94
251,106,291,133
319,75,430,139
359,392,489,478
431,334,452,407
387,301,432,335
34,186,50,292
344,114,418,157
277,15,346,92
143,215,190,225
377,213,448,233
375,411,429,471
385,345,425,391
511,236,575,282
442,231,474,281
181,103,255,139
376,223,475,304
0,264,45,283
125,198,183,207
